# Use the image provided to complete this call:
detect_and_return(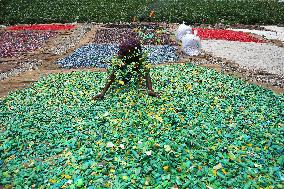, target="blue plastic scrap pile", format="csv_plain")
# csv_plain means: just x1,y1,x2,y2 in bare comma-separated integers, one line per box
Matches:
57,44,179,68
57,24,180,68
57,44,118,68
